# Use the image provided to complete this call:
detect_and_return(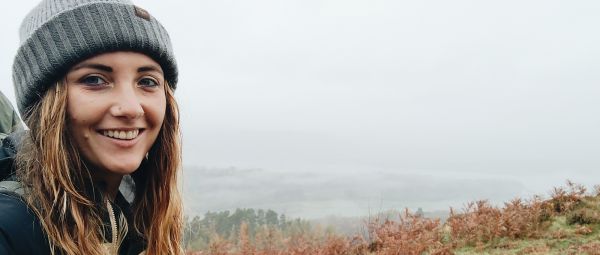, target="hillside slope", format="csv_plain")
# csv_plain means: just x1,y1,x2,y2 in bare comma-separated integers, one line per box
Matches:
453,184,600,255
